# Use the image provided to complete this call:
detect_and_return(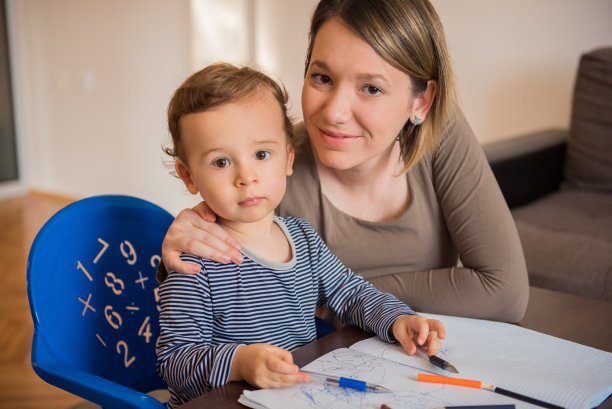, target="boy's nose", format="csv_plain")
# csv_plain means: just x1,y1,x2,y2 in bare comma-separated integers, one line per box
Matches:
235,165,258,186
